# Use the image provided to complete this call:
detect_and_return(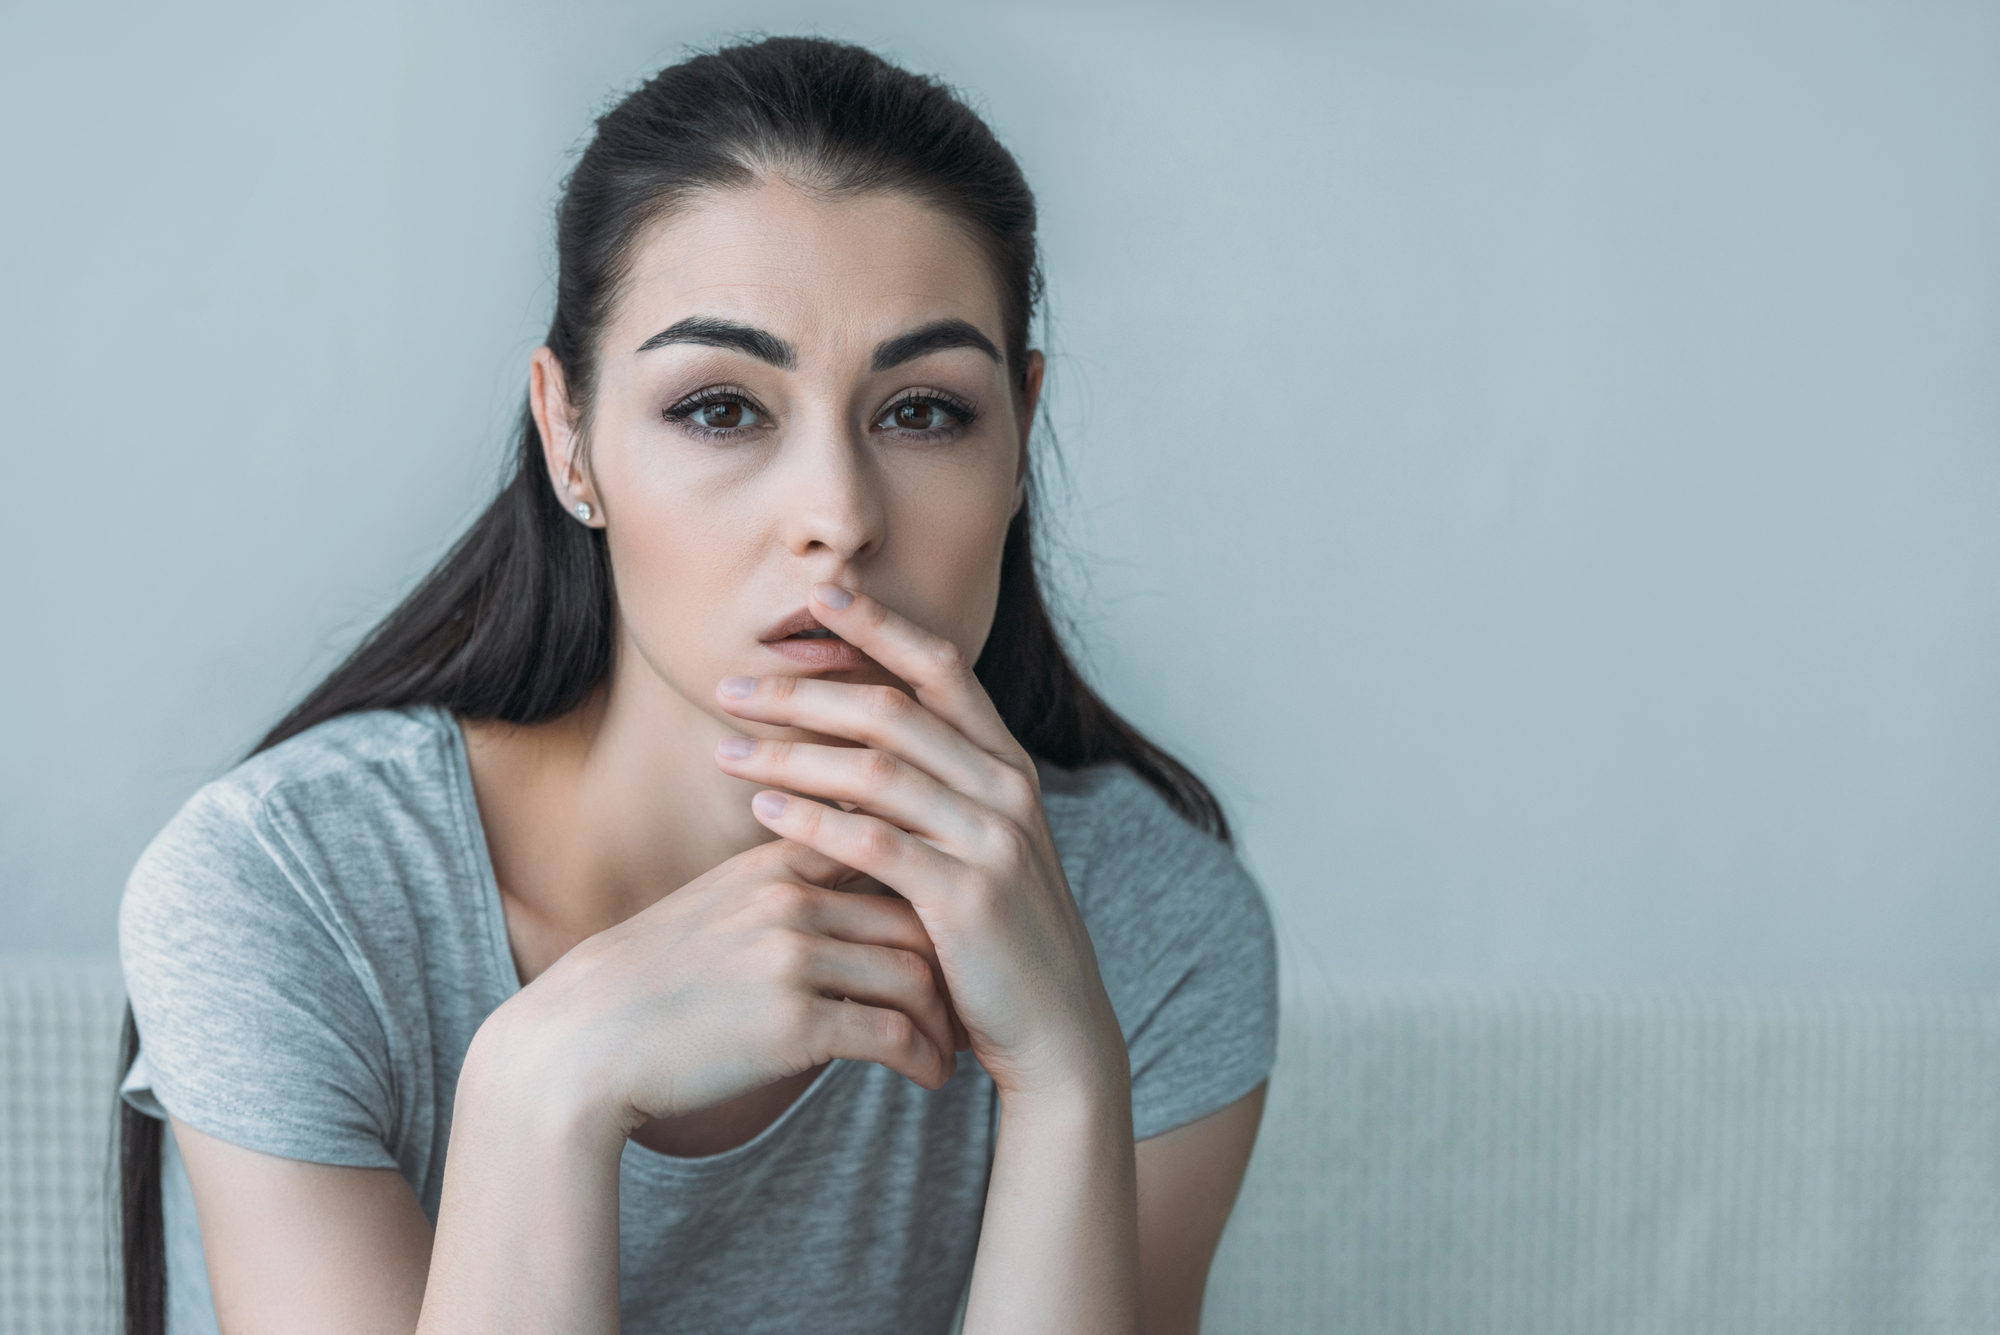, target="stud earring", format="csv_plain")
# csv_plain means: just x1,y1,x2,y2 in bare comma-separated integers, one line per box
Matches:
575,502,593,522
